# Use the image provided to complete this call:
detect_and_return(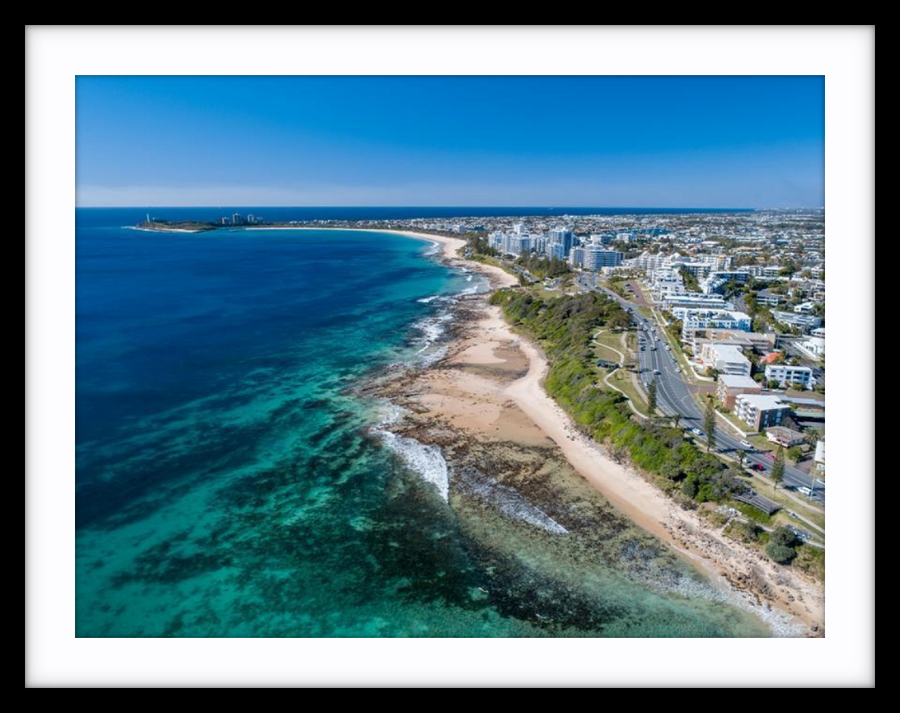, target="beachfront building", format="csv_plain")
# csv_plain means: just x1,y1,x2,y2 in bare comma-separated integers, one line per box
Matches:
716,374,761,410
764,364,815,390
699,343,751,376
734,393,790,431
